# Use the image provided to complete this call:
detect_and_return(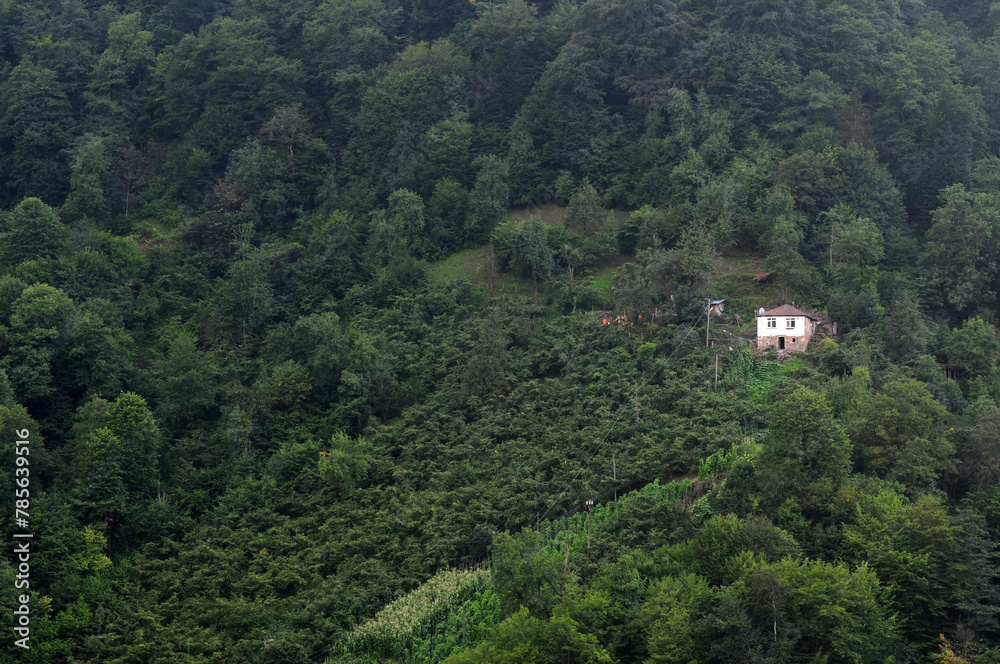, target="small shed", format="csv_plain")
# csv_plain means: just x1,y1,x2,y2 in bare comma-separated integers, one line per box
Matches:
709,299,726,315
